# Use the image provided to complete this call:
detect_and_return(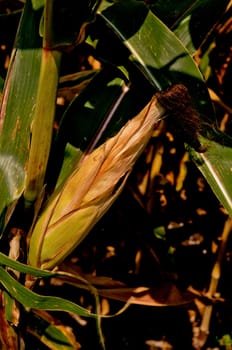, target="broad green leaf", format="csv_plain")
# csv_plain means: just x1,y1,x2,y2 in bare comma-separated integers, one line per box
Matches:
189,137,232,217
24,1,63,204
0,251,123,344
0,266,97,318
97,1,232,218
0,0,42,226
0,252,101,308
0,252,55,277
147,0,198,27
98,0,214,120
24,48,62,203
25,0,102,204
